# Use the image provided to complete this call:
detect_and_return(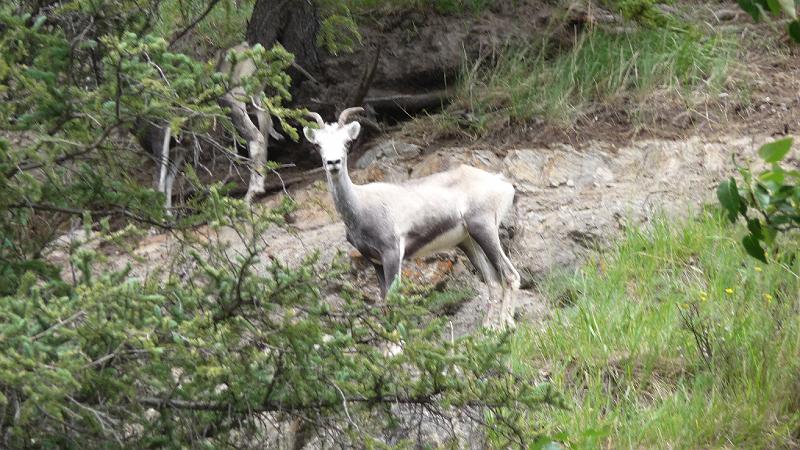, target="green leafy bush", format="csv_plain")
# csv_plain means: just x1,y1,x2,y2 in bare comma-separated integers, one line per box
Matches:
737,0,800,42
717,137,797,262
